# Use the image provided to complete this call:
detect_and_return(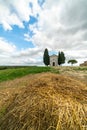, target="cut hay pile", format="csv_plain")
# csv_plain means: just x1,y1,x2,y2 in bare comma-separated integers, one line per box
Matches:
0,73,87,130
